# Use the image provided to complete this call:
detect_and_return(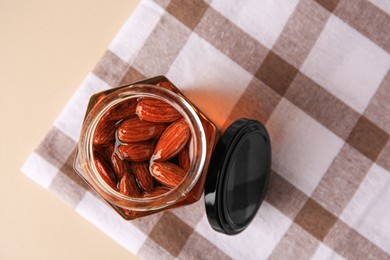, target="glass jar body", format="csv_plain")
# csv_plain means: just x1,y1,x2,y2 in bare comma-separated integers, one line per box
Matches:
74,76,218,219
